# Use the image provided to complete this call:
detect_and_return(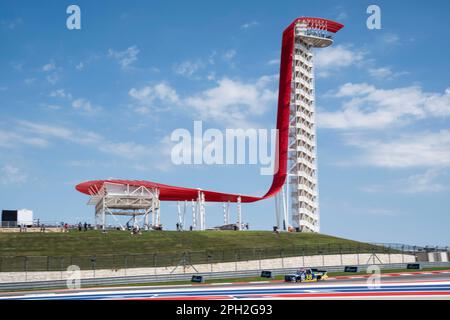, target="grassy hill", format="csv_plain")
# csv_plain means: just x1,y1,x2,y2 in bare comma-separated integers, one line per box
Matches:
0,230,391,271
